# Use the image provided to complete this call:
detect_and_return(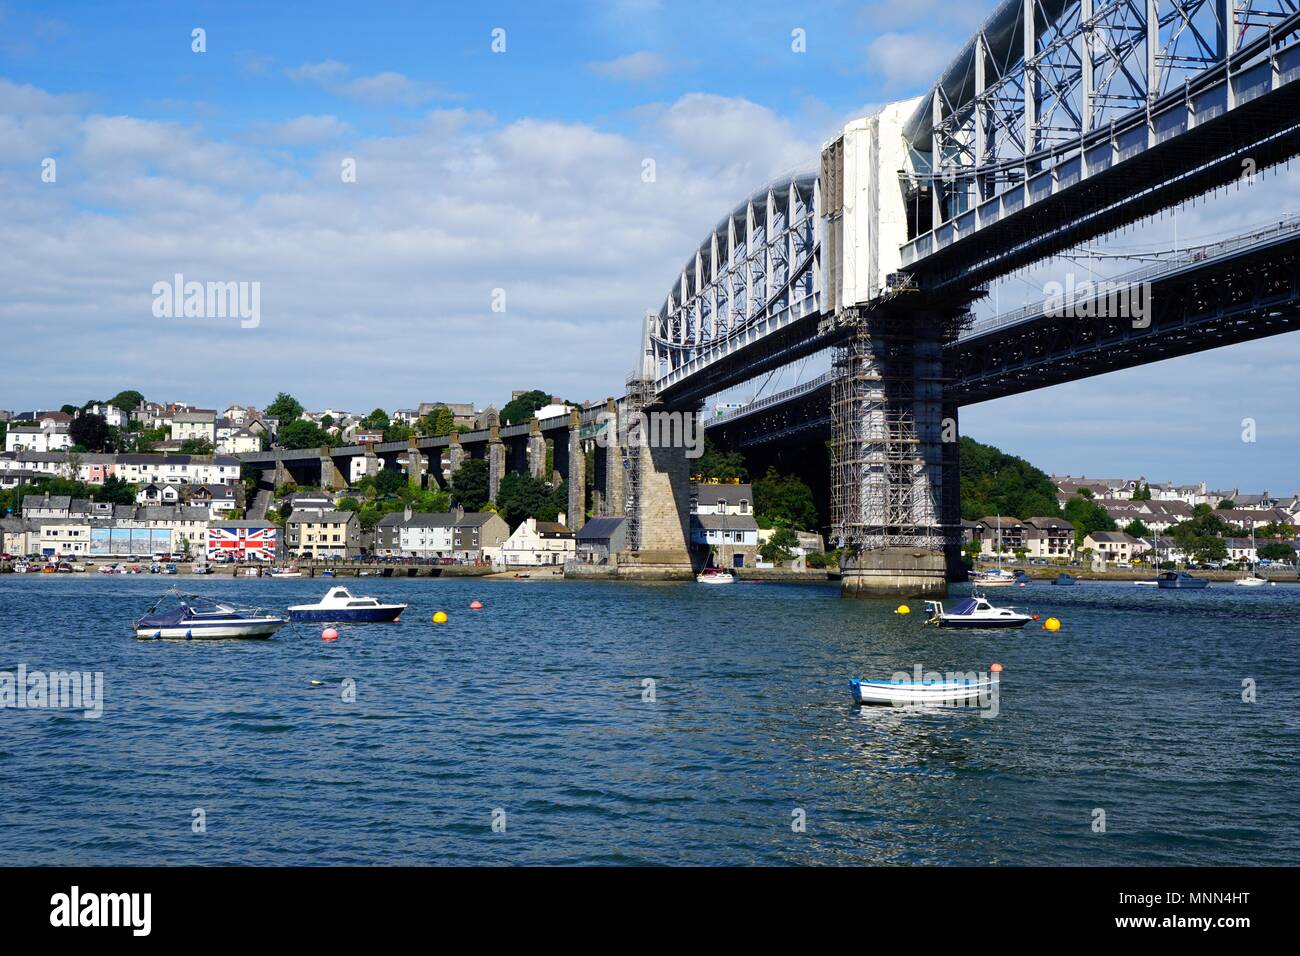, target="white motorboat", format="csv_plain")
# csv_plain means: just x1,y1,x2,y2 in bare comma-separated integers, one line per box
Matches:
1134,579,1159,587
288,586,407,622
13,561,30,574
925,595,1032,629
850,676,996,706
970,568,1016,587
135,591,287,640
696,567,736,585
269,567,303,577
